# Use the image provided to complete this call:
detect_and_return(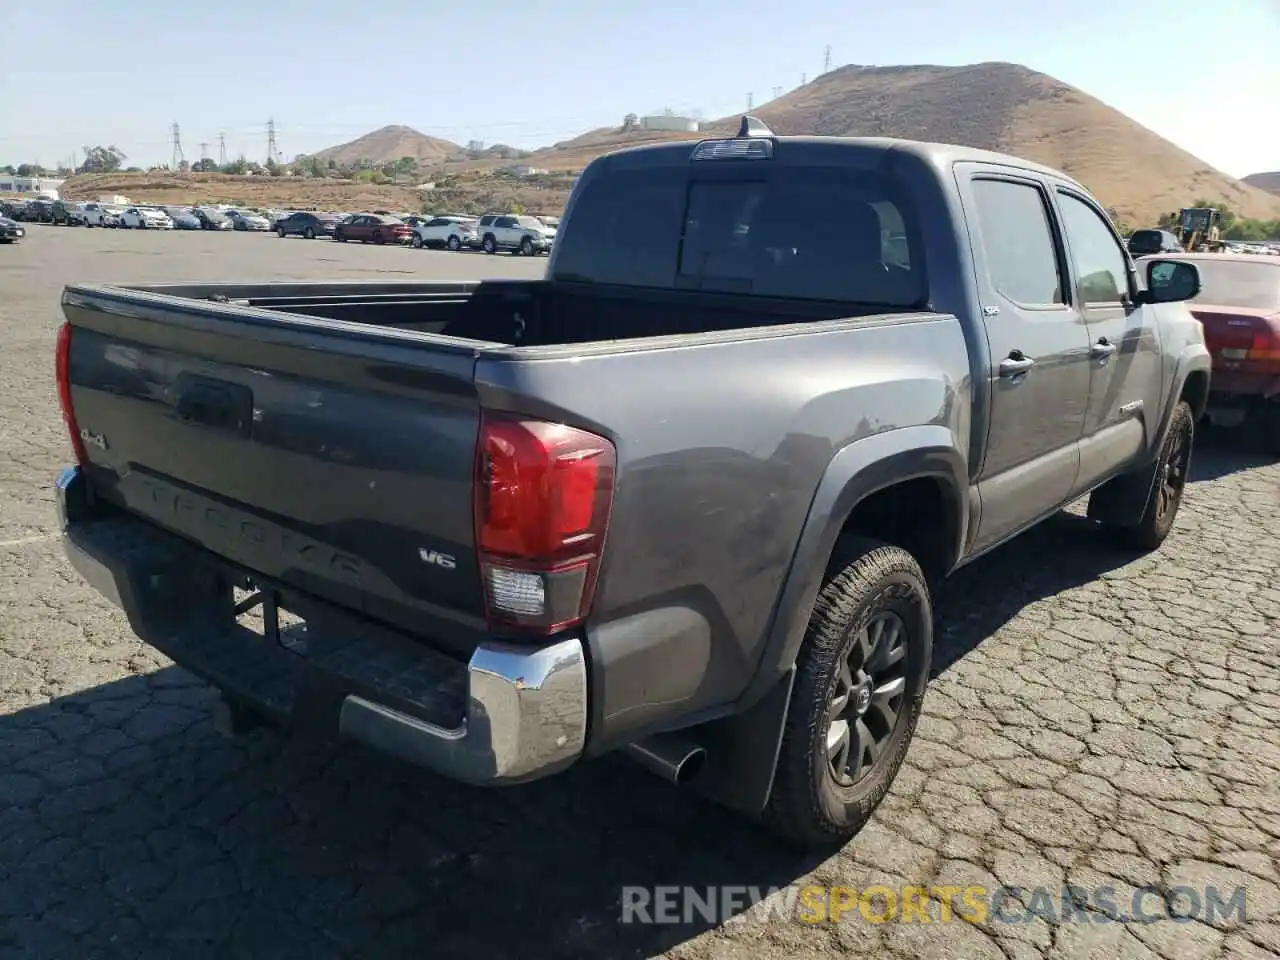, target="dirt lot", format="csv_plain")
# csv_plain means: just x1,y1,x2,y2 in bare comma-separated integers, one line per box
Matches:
1,227,1277,960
